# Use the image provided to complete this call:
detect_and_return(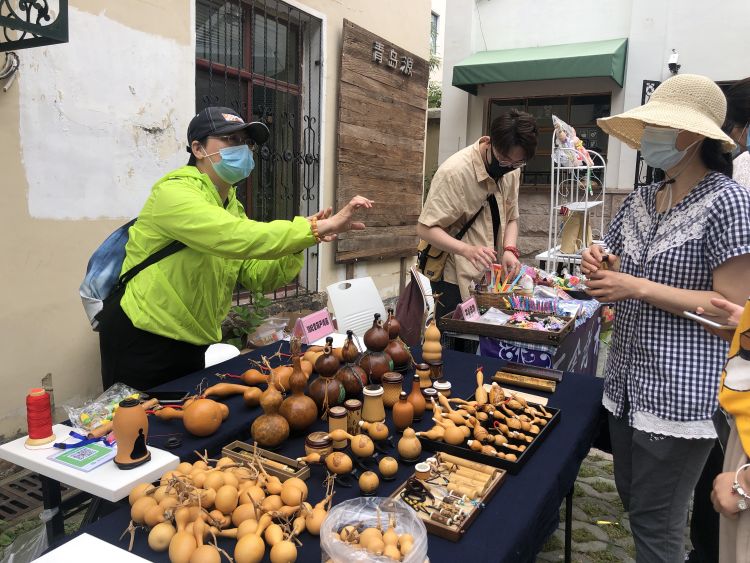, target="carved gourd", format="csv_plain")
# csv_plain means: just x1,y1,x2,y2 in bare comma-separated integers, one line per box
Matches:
309,337,345,416
384,308,410,371
335,330,366,399
358,314,393,385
